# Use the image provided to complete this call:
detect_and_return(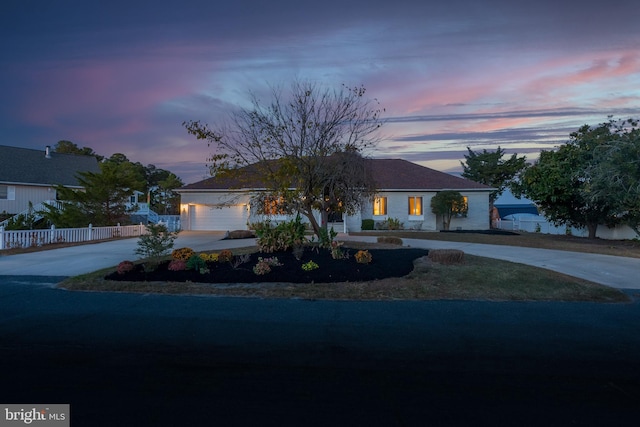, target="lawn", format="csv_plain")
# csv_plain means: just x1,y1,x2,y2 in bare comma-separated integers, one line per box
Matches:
59,240,630,303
